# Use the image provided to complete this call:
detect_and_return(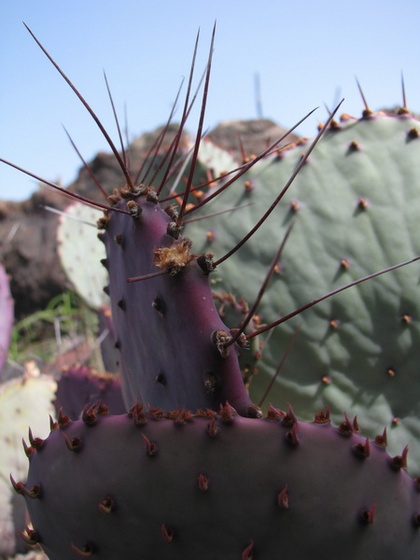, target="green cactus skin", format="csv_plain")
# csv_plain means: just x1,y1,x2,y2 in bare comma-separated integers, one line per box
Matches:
57,202,109,310
186,112,420,473
0,367,56,555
